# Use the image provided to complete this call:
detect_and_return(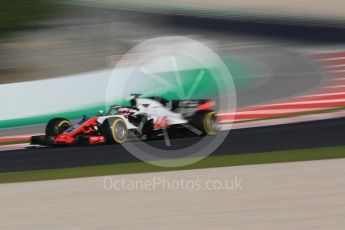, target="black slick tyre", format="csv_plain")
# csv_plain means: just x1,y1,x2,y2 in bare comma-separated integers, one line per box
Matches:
45,118,72,137
102,118,128,144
